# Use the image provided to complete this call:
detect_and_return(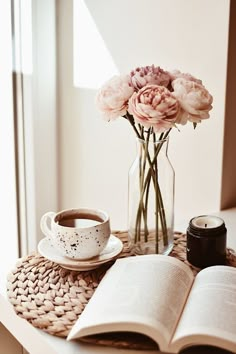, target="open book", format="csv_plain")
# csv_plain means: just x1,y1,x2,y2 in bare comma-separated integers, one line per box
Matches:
67,255,236,353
